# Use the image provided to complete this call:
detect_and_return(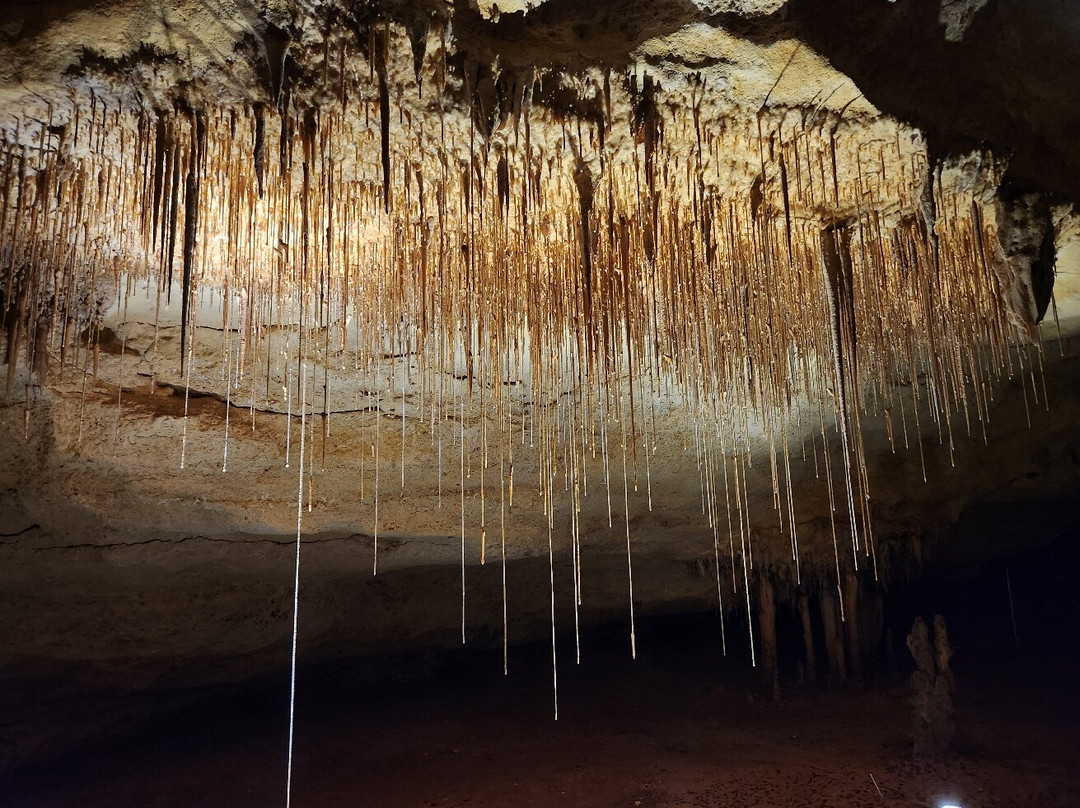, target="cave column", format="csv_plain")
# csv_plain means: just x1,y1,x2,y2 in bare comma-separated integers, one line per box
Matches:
820,584,846,688
907,614,957,755
908,616,934,755
758,572,779,700
798,590,817,686
932,615,956,750
844,572,864,686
